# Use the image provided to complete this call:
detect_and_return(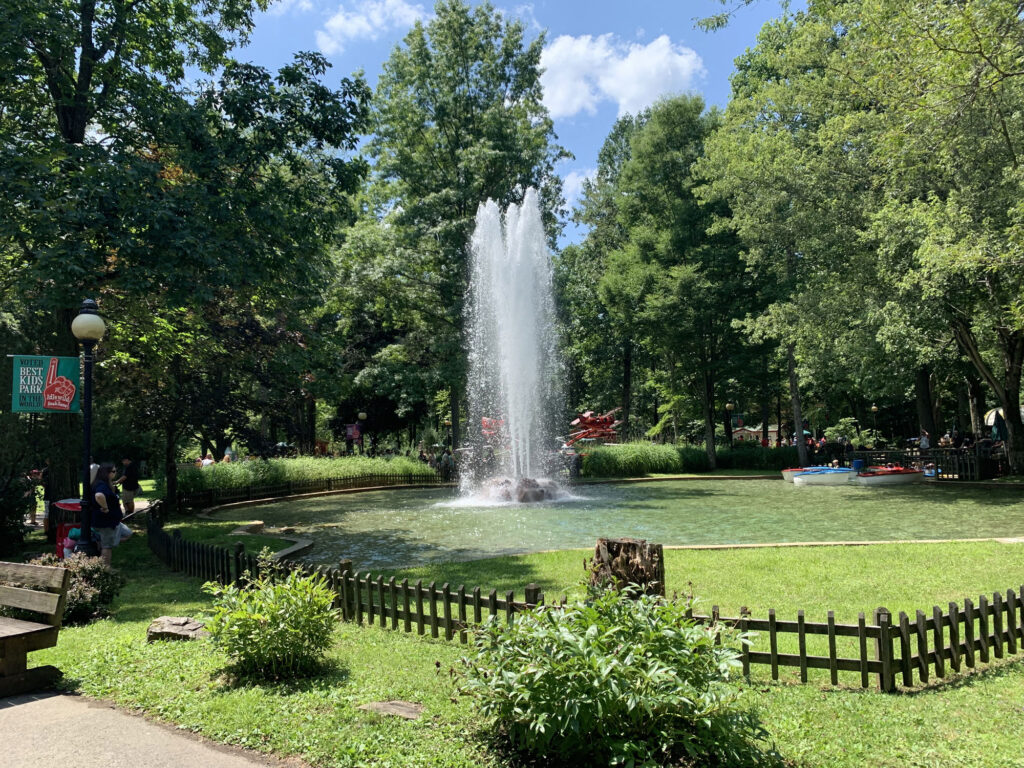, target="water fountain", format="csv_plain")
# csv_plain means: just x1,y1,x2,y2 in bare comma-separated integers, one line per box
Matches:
462,187,563,501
